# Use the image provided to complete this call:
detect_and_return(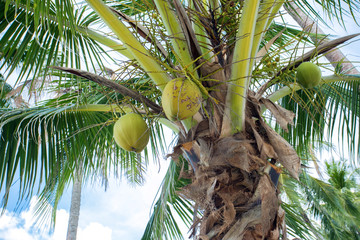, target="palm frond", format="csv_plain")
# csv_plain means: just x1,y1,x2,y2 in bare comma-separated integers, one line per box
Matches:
273,74,360,162
0,0,111,88
280,173,323,240
290,0,360,27
142,159,193,240
300,167,360,239
0,103,164,210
